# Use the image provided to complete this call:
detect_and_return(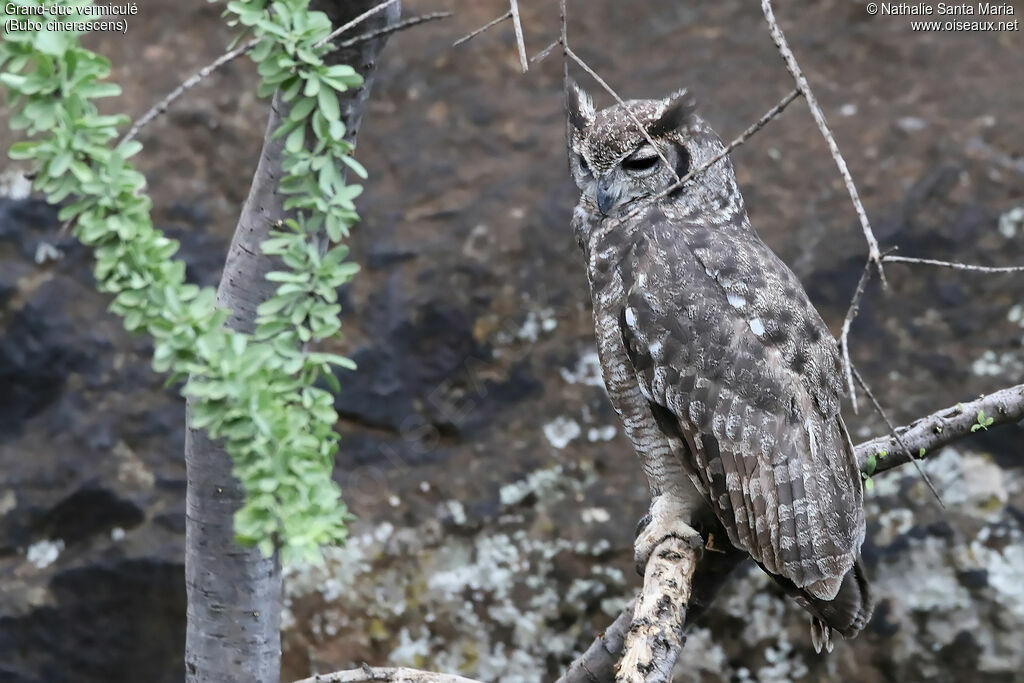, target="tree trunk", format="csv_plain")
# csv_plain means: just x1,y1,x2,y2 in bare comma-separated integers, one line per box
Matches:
184,3,401,680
